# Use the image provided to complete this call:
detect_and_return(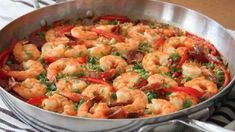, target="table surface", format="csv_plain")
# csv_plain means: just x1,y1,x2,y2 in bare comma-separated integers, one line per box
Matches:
162,0,235,30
